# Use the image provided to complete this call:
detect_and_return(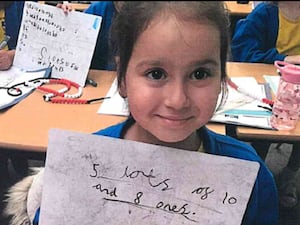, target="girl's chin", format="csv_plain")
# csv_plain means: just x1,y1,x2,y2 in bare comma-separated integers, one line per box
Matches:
153,132,190,144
